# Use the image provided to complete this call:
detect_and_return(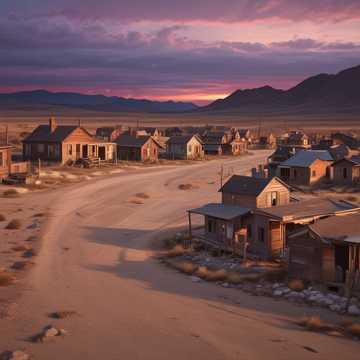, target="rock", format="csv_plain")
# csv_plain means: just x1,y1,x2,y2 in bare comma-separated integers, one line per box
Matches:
272,283,281,290
43,326,59,338
222,282,229,288
191,276,201,283
330,304,341,312
348,304,360,316
273,289,283,298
